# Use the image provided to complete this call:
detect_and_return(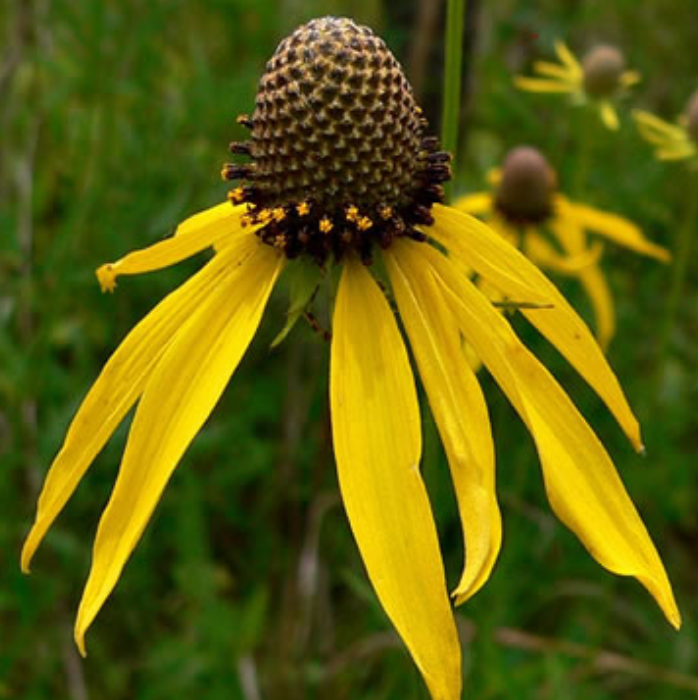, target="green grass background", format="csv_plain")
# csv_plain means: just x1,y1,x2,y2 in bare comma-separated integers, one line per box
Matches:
1,0,697,698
